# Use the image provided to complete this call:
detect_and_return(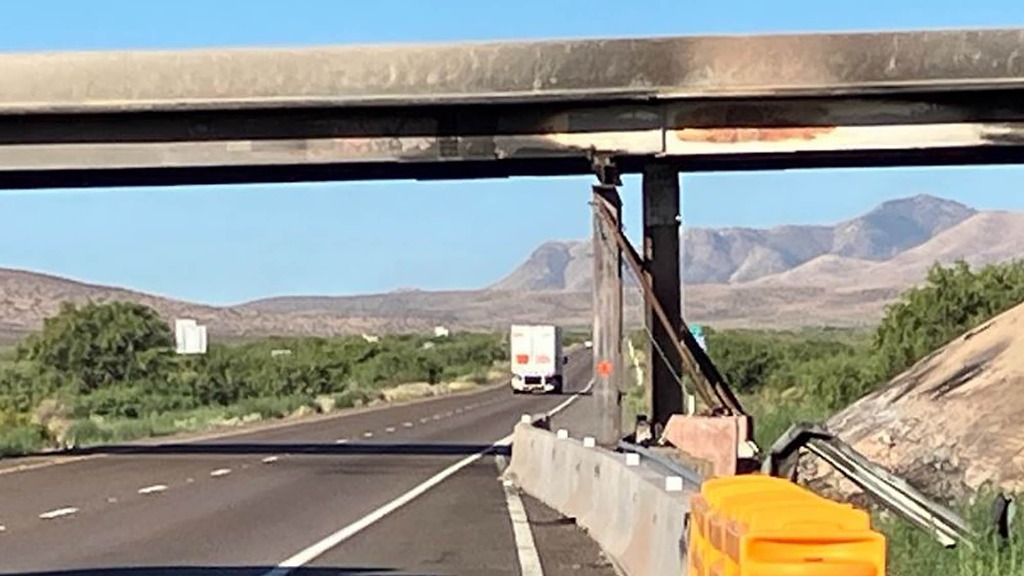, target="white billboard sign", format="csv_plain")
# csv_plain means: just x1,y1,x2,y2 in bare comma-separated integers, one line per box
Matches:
175,318,208,355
